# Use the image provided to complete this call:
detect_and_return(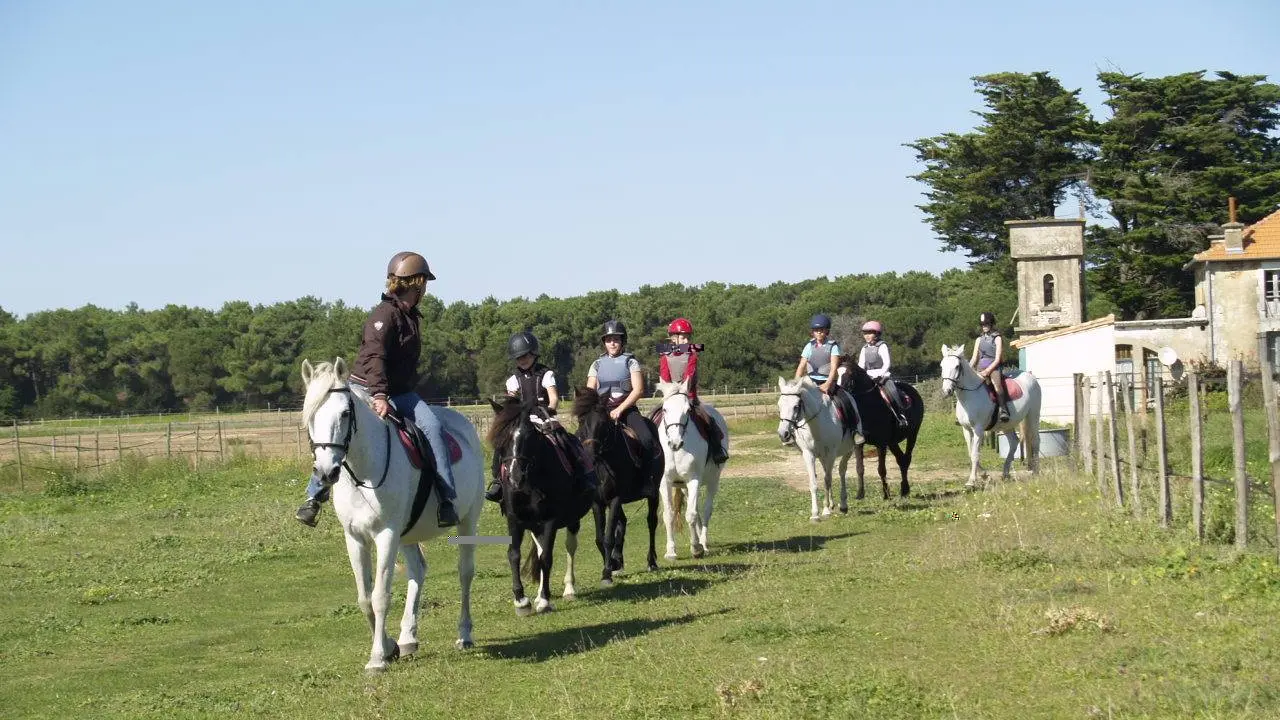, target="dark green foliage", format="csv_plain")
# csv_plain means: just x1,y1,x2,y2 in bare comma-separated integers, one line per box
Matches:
0,269,1008,419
